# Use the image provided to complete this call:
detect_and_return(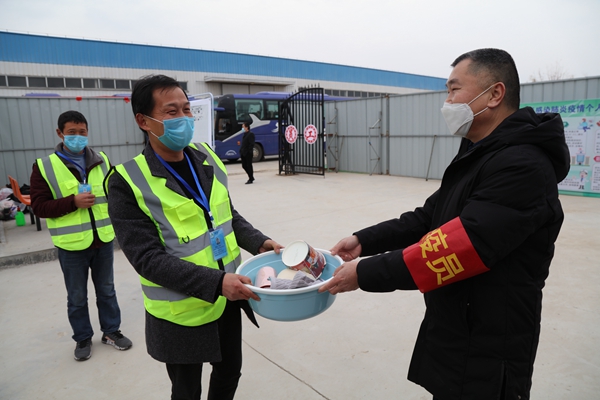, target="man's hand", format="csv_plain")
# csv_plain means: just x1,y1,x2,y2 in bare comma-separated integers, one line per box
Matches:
258,239,283,254
221,273,260,301
318,259,360,294
74,192,95,209
330,235,362,262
